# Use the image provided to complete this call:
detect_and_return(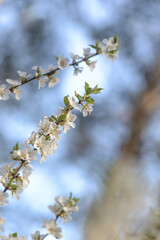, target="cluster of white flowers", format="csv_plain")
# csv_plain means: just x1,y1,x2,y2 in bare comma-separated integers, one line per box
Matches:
0,37,119,101
0,82,99,204
0,82,99,238
10,145,37,163
31,193,79,239
99,36,119,61
0,36,119,240
48,195,79,224
6,79,22,100
0,193,79,240
30,231,45,240
41,219,62,239
0,162,14,186
32,65,59,90
0,162,33,200
68,96,93,117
